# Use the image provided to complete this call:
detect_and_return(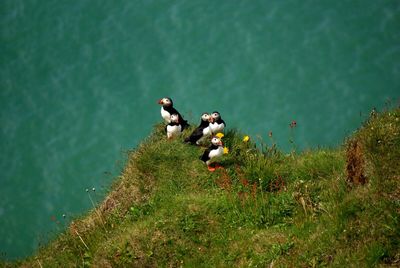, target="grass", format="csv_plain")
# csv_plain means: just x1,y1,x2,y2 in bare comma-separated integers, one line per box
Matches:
2,108,399,267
